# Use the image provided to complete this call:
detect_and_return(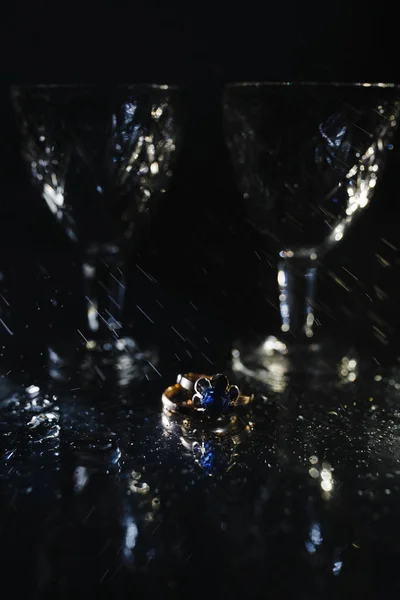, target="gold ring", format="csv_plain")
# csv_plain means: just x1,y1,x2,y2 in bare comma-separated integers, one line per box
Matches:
176,372,209,392
161,372,254,416
161,373,254,474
